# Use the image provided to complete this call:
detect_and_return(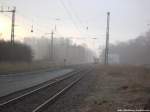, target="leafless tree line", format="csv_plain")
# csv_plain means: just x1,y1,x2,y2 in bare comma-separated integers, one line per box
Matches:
0,40,32,62
24,37,94,65
108,30,150,65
